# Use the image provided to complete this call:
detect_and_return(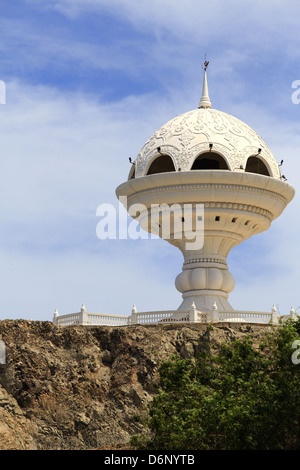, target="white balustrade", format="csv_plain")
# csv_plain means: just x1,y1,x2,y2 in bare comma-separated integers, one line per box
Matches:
54,312,81,326
135,310,190,324
53,304,296,327
219,310,272,323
